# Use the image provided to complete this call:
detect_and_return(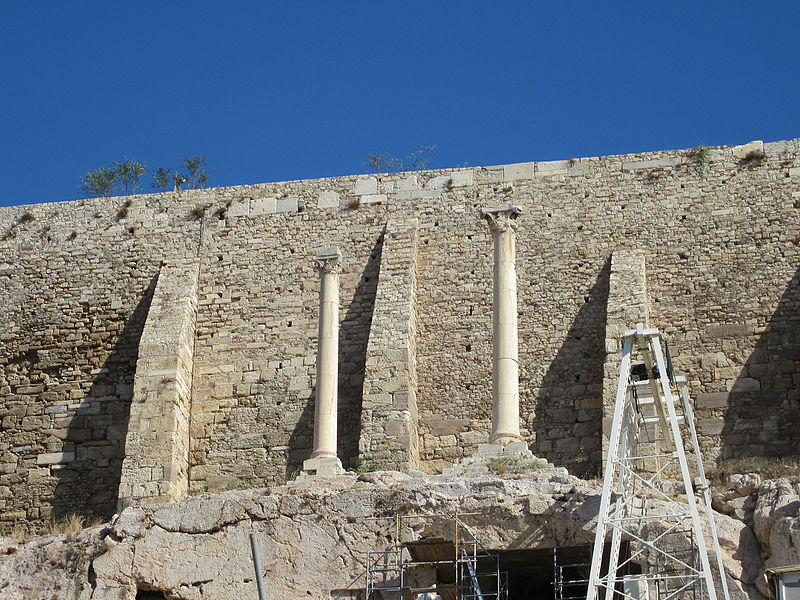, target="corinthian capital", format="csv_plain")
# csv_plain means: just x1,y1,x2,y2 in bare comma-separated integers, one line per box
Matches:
315,247,342,274
482,205,522,234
